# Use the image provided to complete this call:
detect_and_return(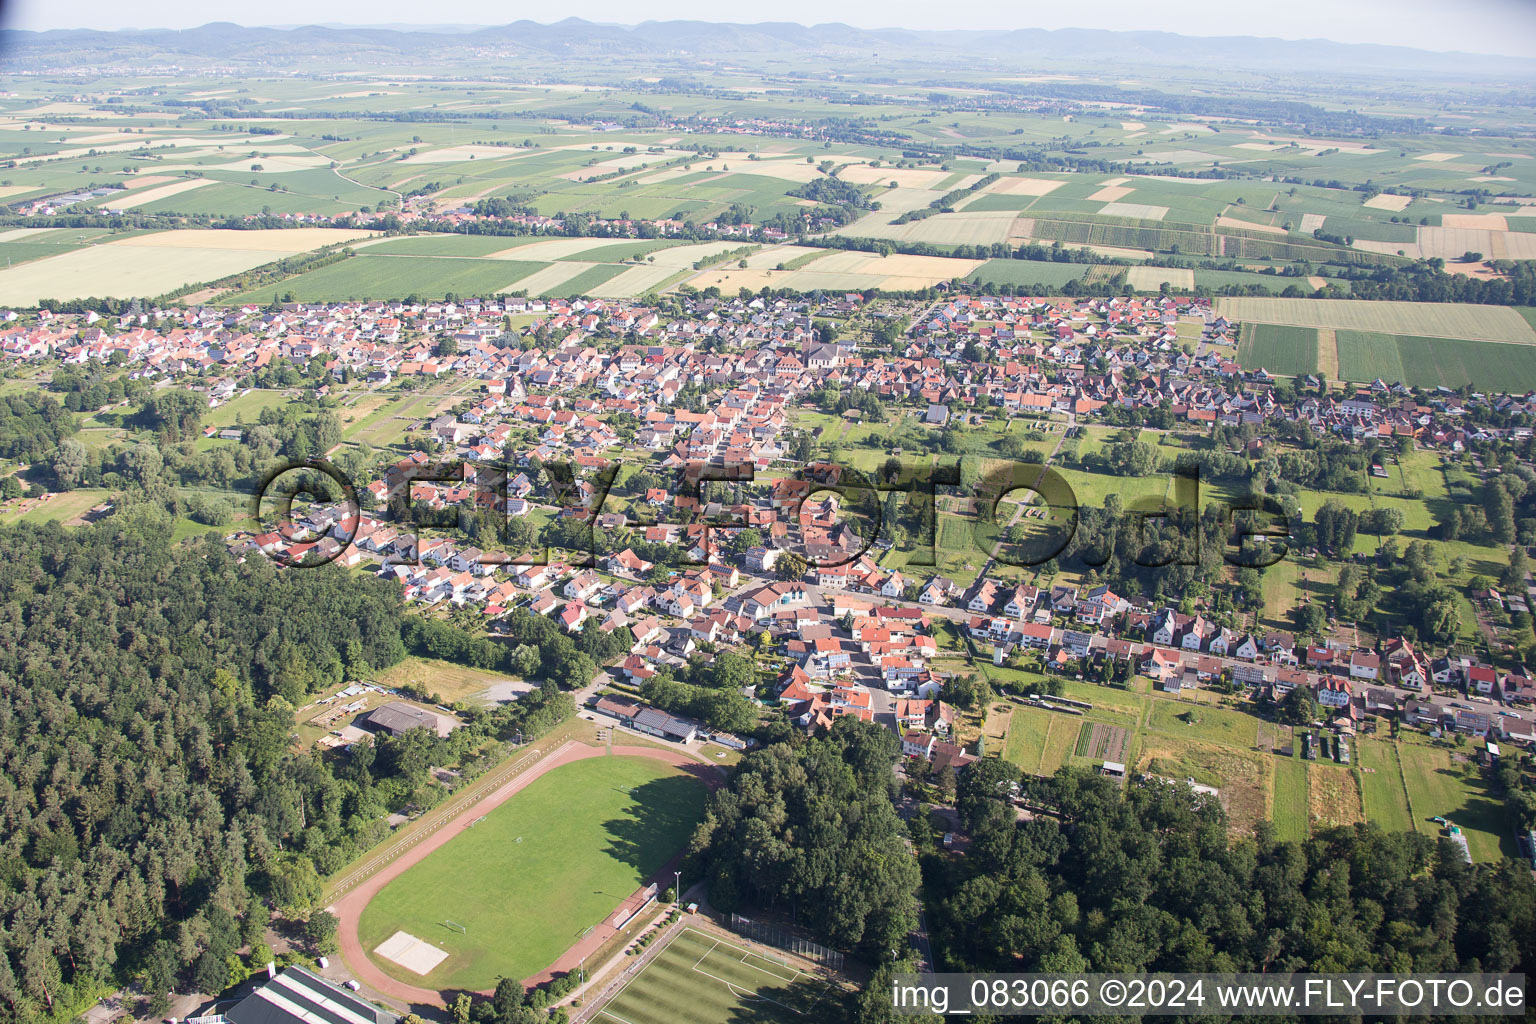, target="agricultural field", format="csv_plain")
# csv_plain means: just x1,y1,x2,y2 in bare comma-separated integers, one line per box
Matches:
0,227,375,304
357,755,708,990
226,254,545,302
1335,330,1536,391
1218,298,1536,344
1237,323,1320,377
997,679,1505,860
595,927,833,1024
966,259,1093,289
